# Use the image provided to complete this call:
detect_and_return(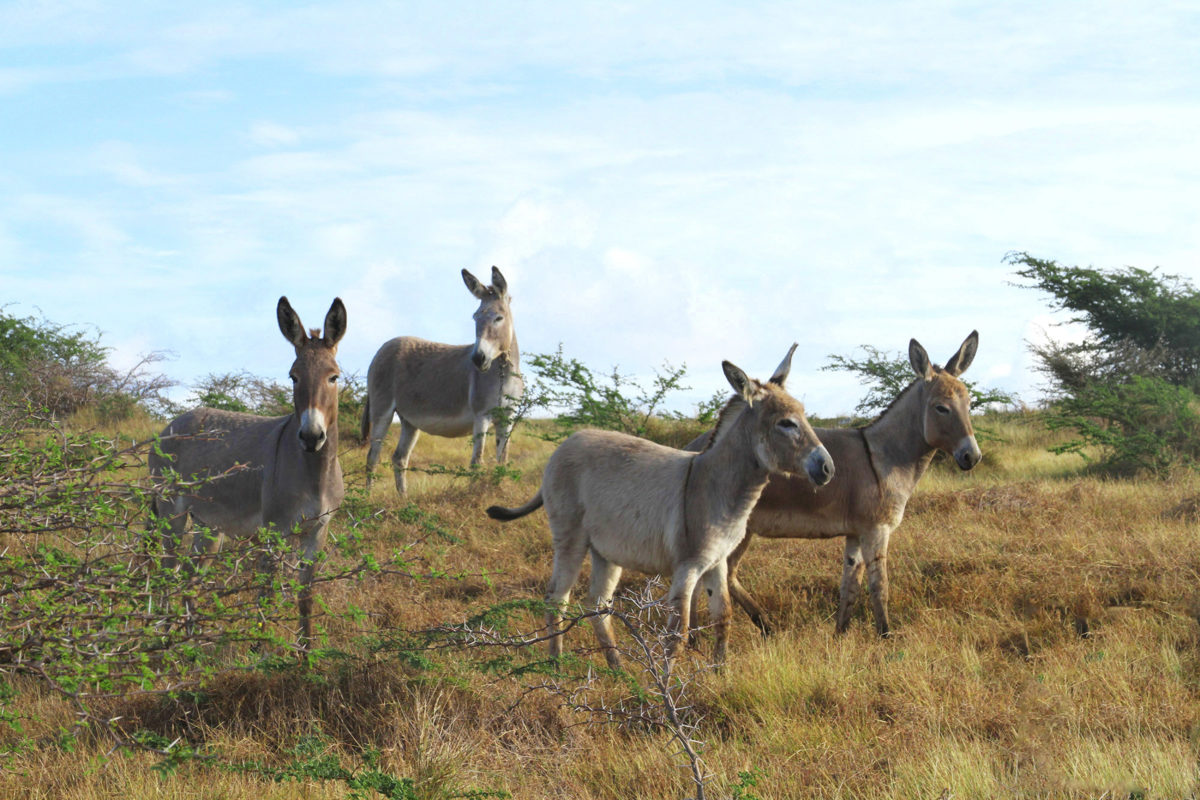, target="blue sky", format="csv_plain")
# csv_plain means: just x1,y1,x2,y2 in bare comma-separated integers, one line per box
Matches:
3,2,1199,415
